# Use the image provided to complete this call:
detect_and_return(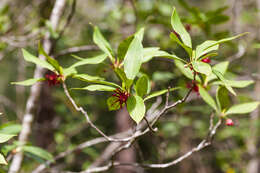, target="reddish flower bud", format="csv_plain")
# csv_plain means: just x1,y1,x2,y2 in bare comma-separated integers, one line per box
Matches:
225,118,234,126
45,72,62,86
185,24,191,32
201,57,211,63
186,81,199,94
111,89,130,109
